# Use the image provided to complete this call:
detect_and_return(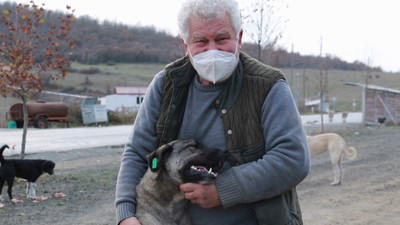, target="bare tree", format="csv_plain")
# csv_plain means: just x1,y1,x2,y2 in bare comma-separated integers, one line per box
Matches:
241,0,287,62
318,37,330,133
0,1,75,159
